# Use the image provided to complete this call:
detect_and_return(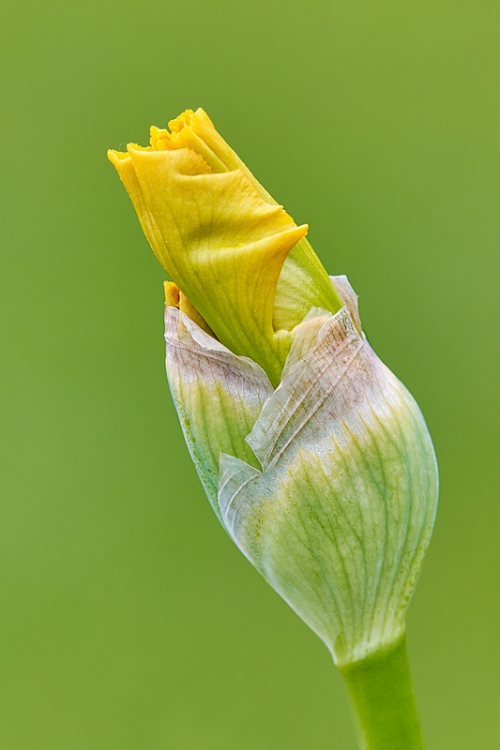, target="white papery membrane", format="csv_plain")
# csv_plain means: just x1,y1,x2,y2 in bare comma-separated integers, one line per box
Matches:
165,277,438,665
165,308,273,522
